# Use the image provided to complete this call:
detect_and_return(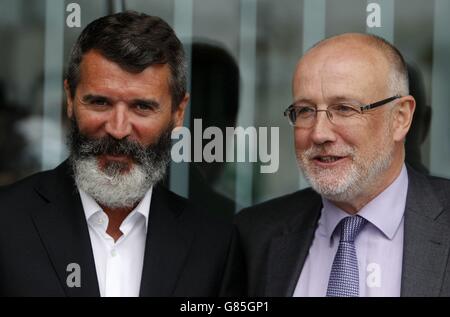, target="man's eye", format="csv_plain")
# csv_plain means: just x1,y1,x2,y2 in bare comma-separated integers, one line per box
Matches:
134,103,153,111
91,99,108,106
331,104,358,115
296,106,315,117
